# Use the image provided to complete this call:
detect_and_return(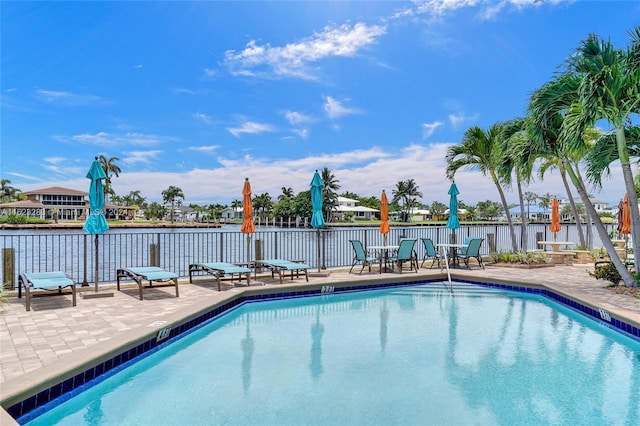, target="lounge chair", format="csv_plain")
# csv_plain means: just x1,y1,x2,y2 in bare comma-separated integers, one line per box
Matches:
116,267,179,300
255,259,310,284
18,271,76,311
458,238,485,269
348,240,379,274
420,238,443,269
388,238,419,273
188,262,253,291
